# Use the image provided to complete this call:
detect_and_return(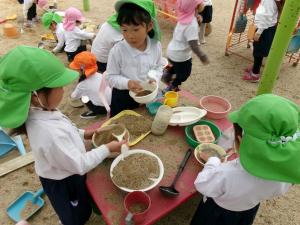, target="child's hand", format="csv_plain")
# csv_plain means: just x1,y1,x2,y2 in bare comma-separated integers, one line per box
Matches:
200,54,209,65
253,32,261,41
84,129,97,139
199,151,210,162
106,140,127,153
197,15,203,25
128,80,144,93
148,79,157,84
